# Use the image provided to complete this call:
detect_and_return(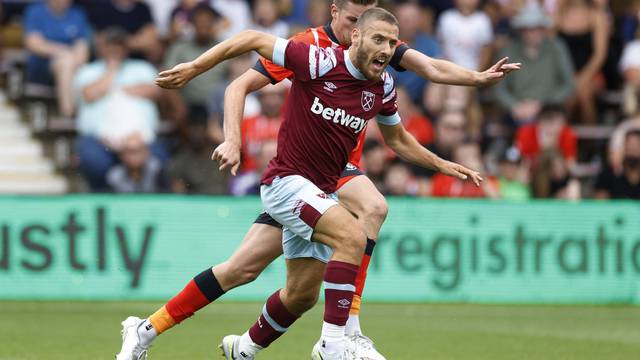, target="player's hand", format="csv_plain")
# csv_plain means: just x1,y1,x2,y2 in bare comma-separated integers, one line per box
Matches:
155,62,199,89
212,141,241,176
476,57,521,87
437,160,484,186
